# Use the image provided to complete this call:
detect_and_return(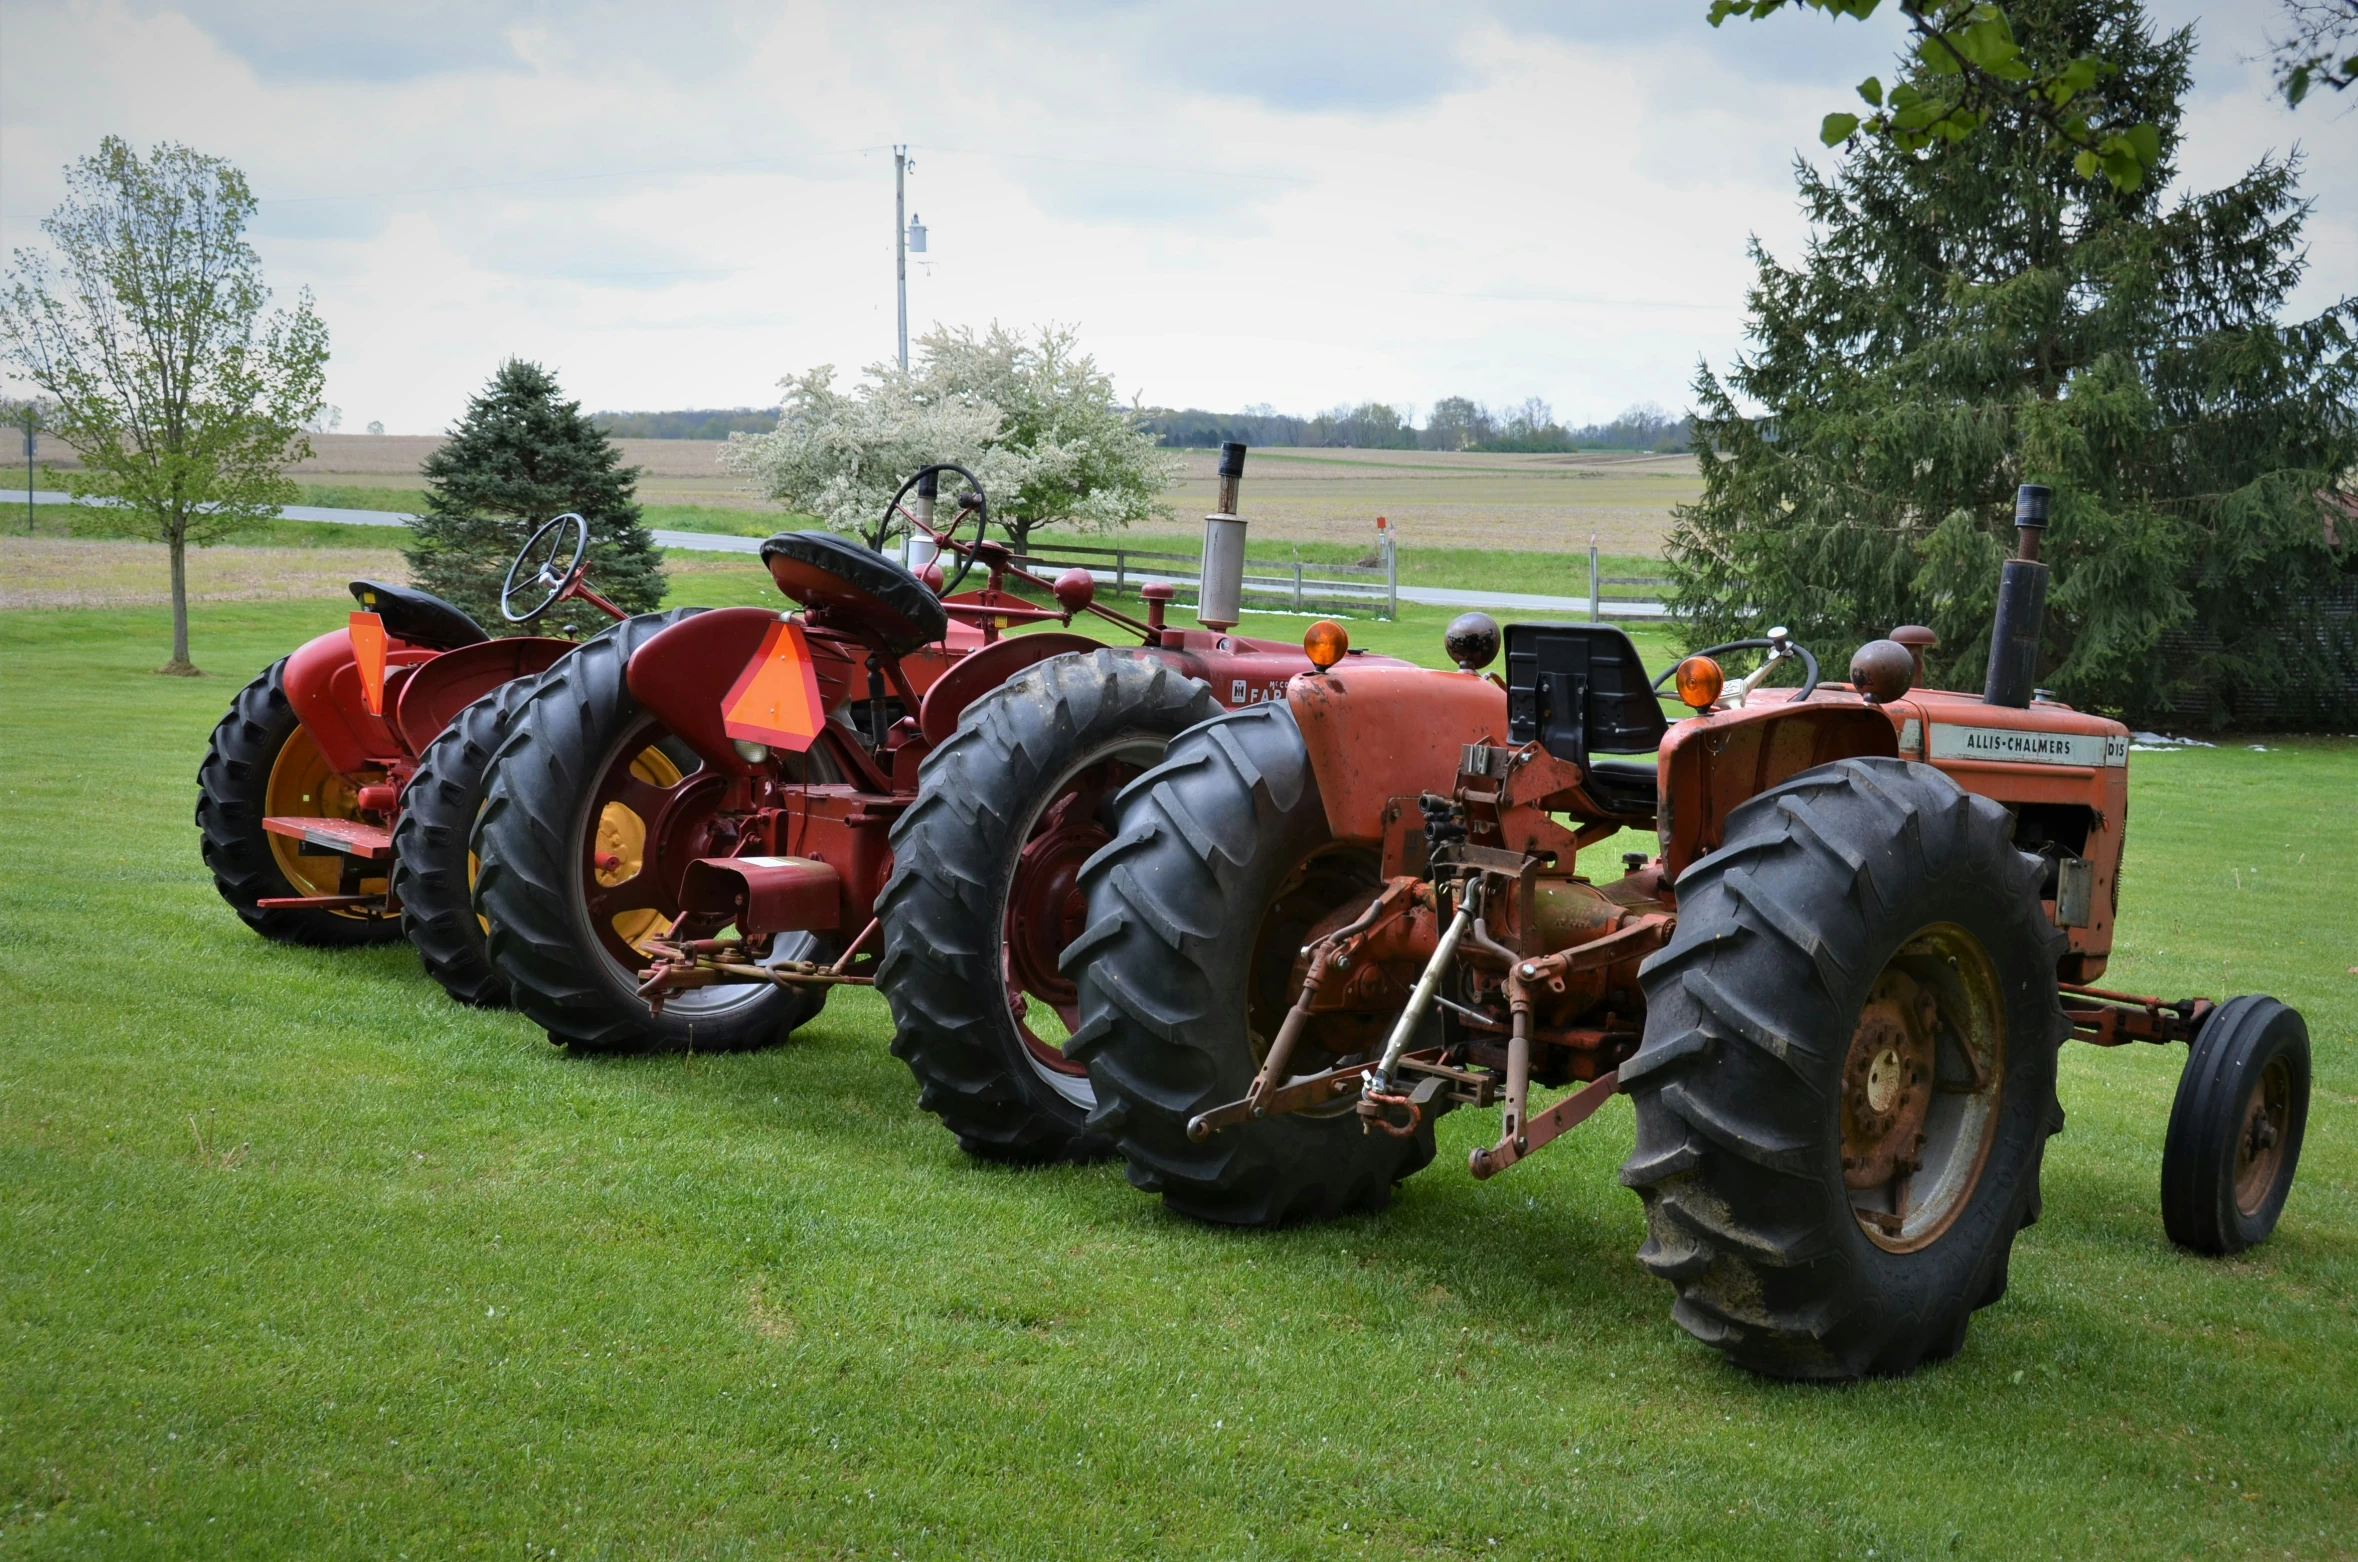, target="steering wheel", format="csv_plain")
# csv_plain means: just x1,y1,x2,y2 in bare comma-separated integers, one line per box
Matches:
1653,634,1822,704
878,464,990,594
501,513,590,624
